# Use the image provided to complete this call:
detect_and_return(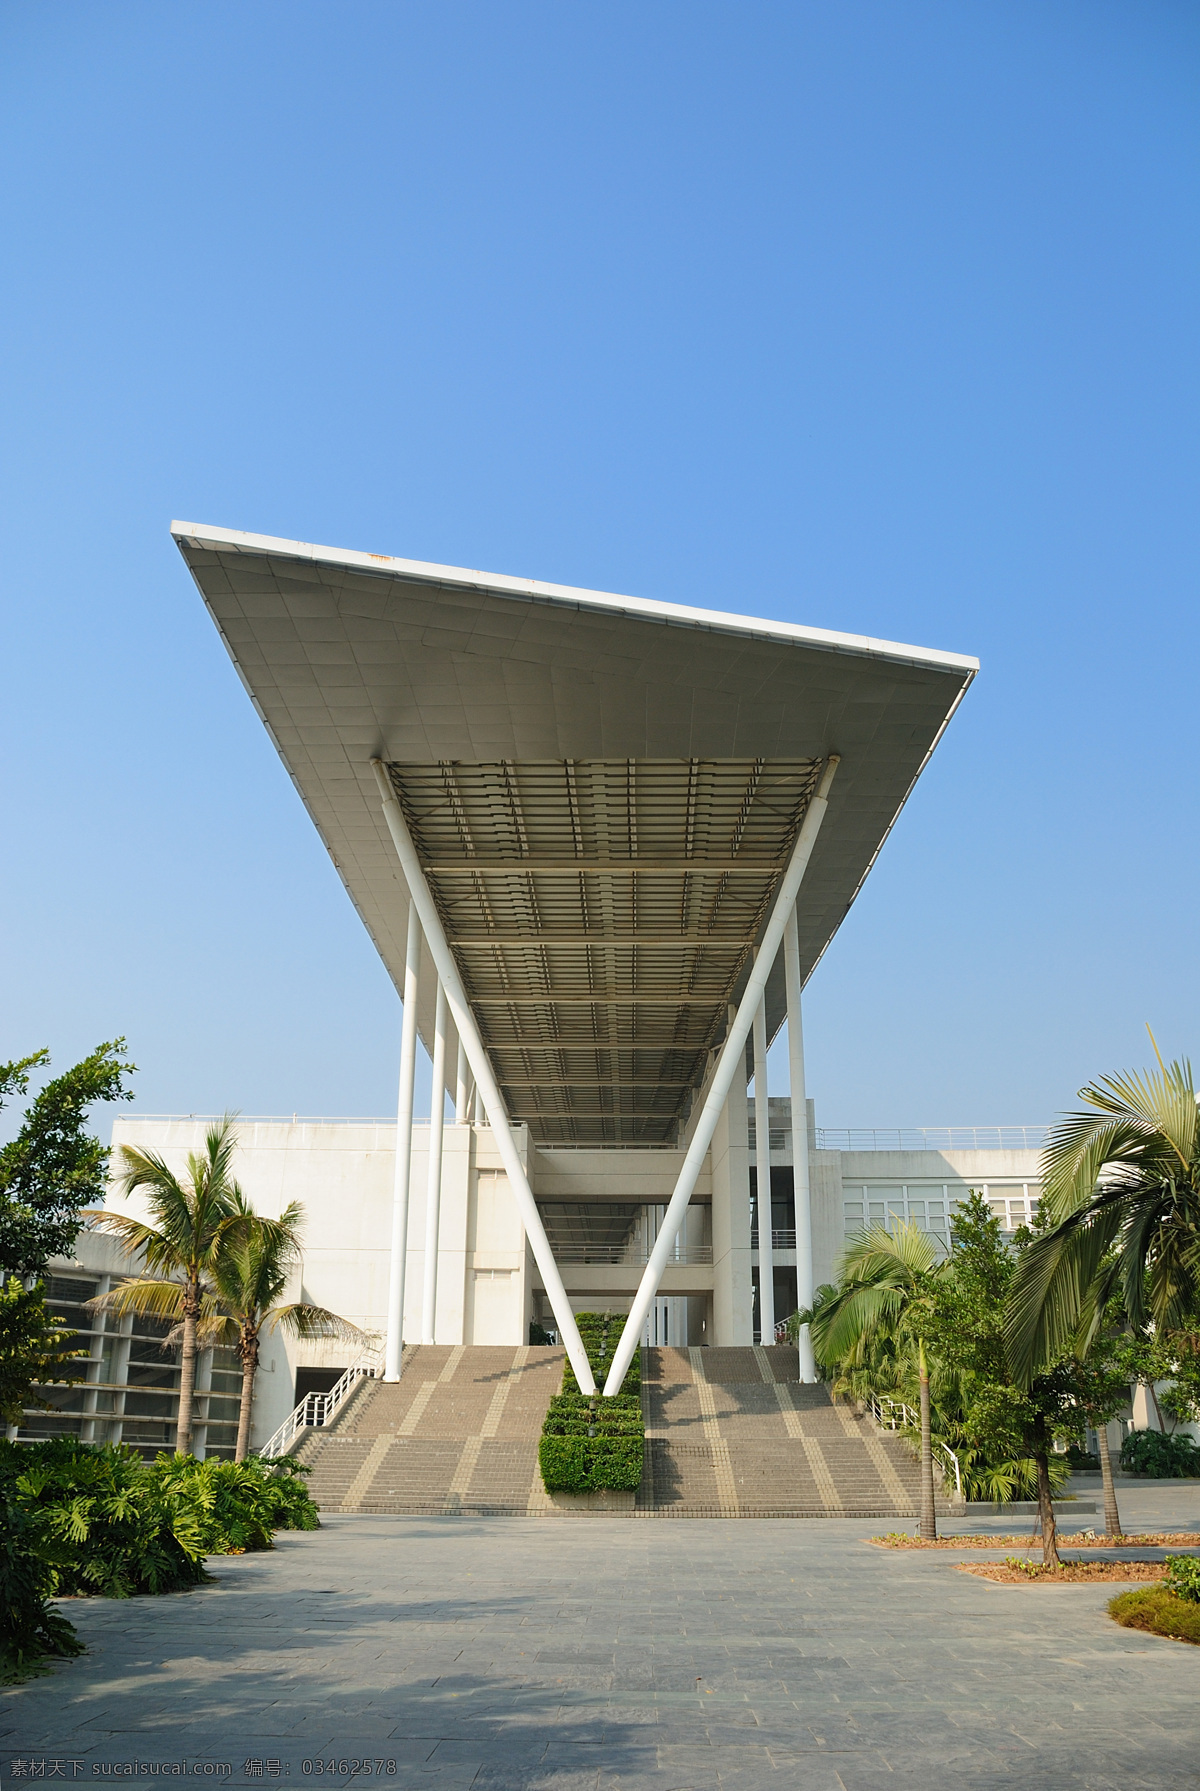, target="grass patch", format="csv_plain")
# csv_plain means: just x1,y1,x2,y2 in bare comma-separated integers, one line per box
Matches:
538,1313,643,1494
1109,1585,1200,1642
